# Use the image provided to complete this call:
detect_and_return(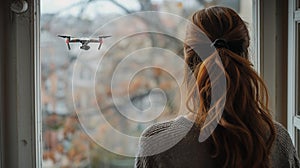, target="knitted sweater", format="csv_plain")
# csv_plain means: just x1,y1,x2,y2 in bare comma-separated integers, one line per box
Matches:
135,116,300,168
